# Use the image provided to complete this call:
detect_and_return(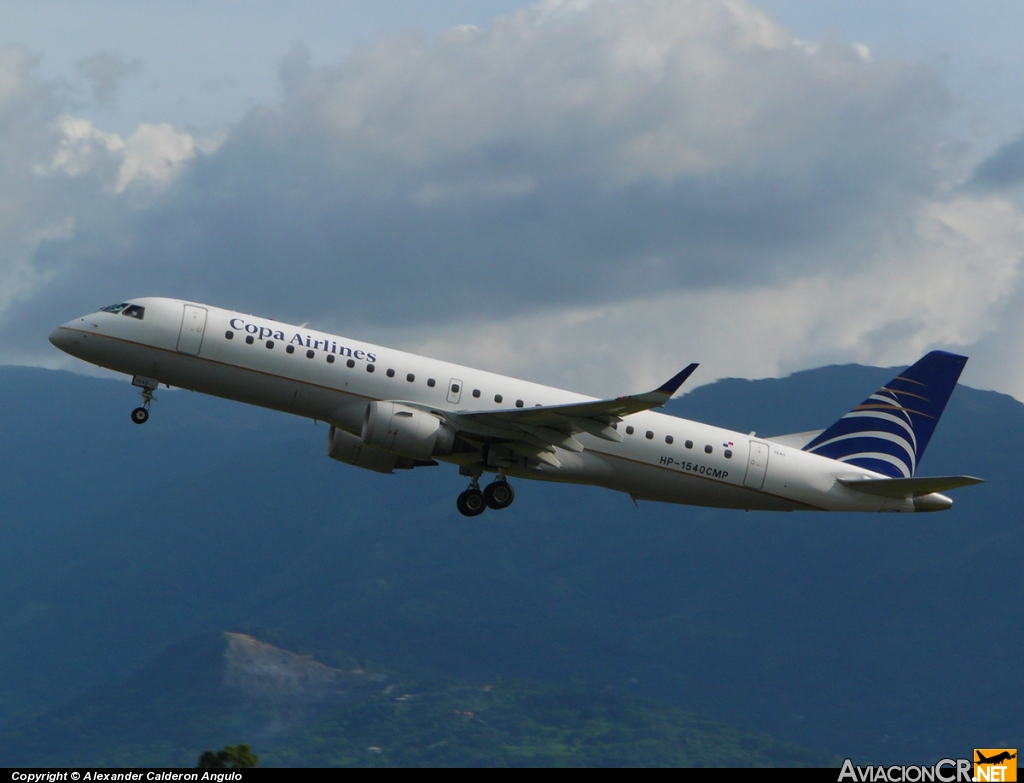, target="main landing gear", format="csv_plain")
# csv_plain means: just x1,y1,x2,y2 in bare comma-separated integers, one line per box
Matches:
483,479,514,510
456,473,516,517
